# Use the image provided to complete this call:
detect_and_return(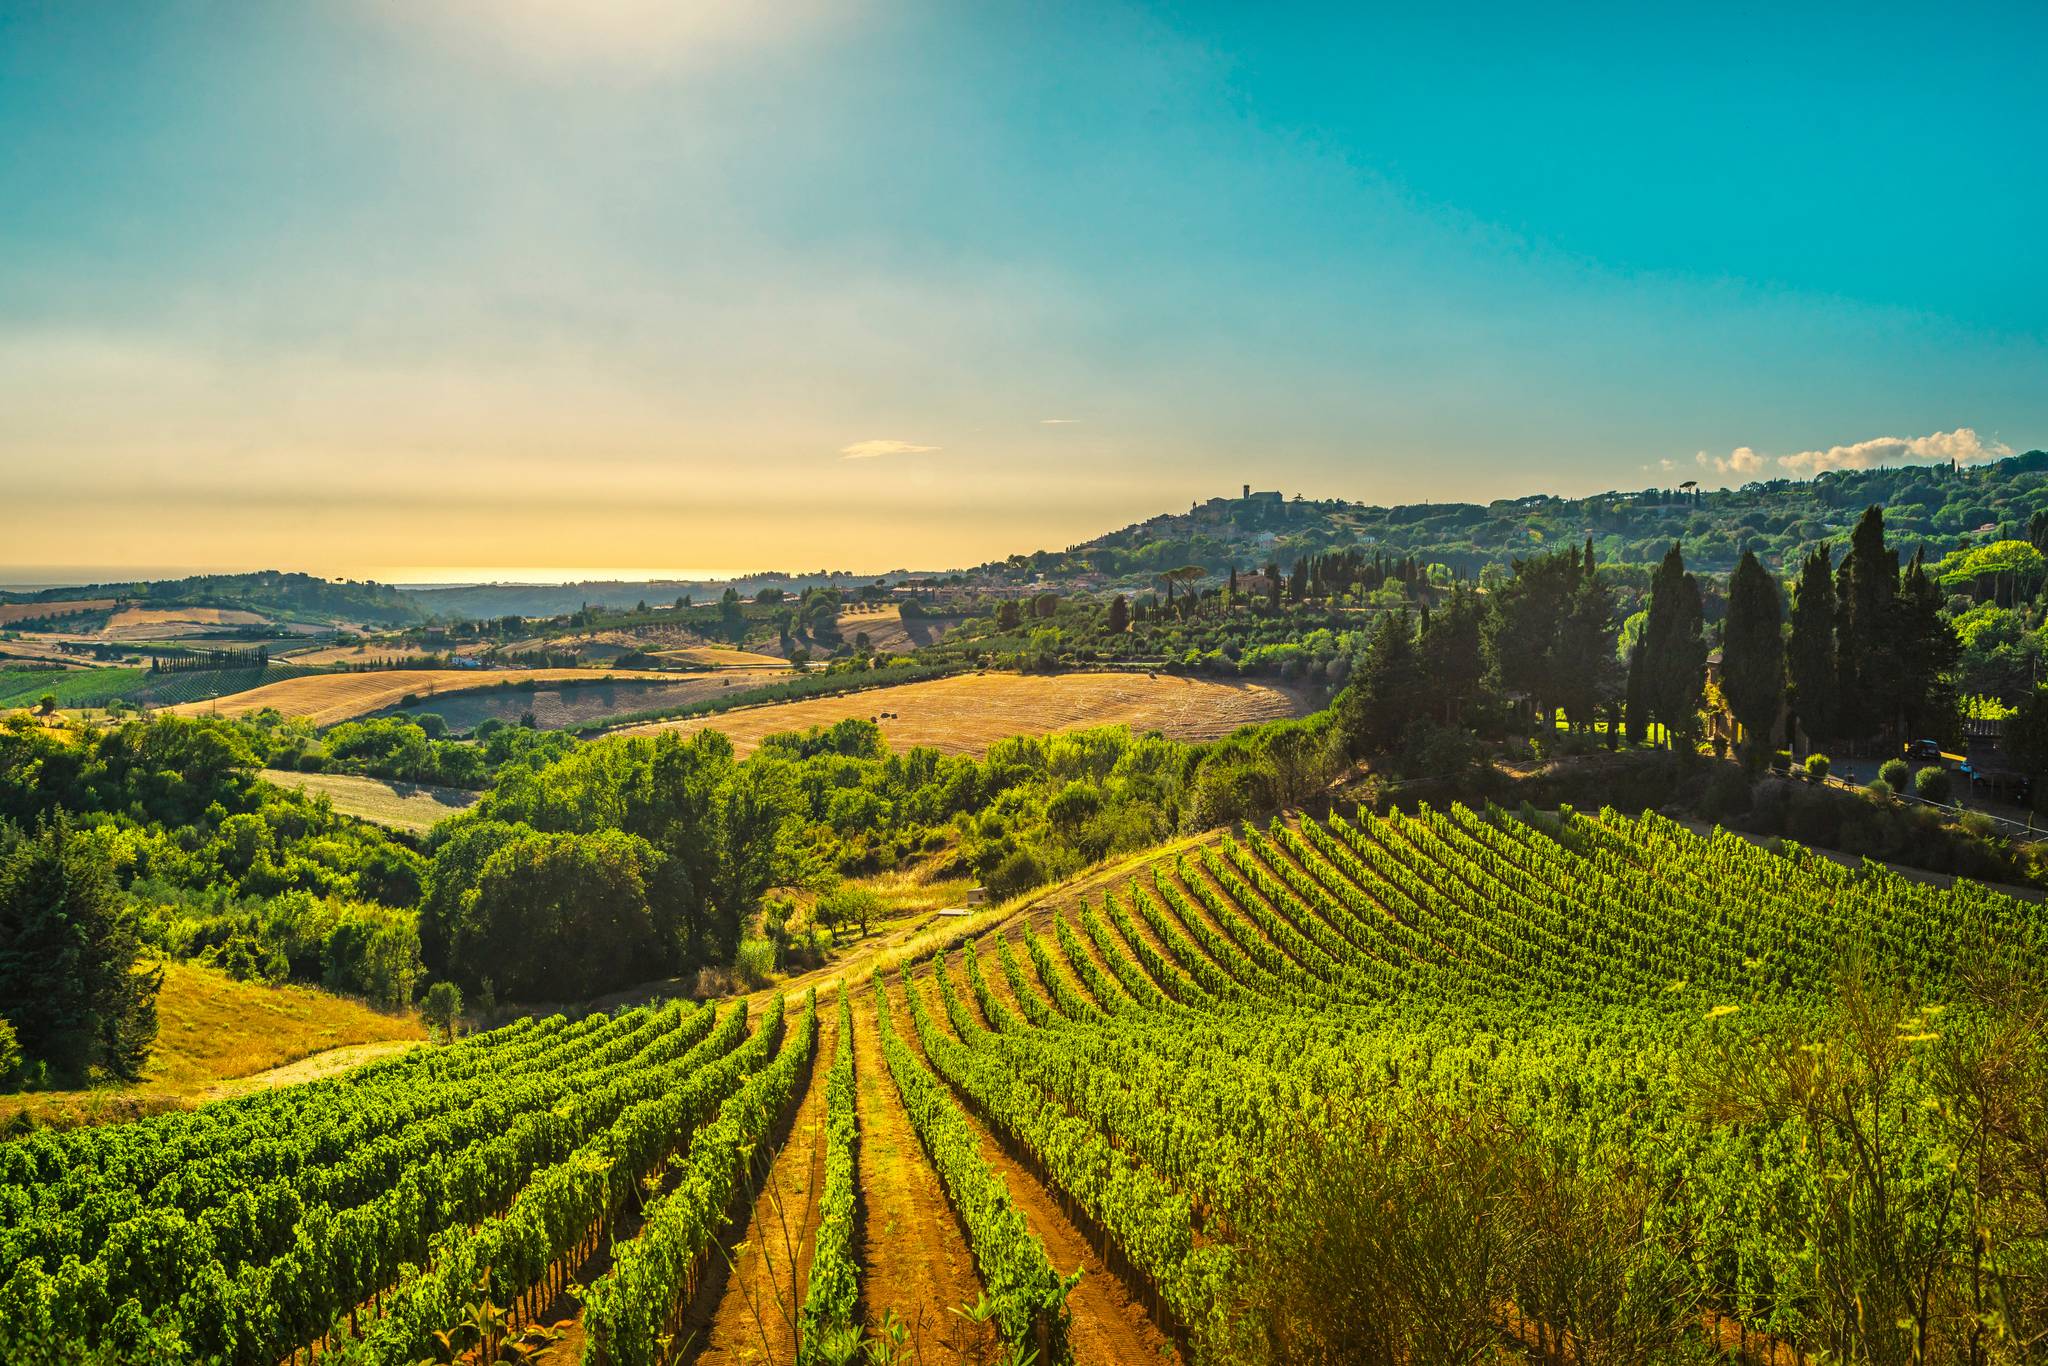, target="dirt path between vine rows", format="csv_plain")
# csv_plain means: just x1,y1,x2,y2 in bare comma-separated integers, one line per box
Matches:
684,1006,839,1366
886,973,1183,1366
851,986,989,1360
